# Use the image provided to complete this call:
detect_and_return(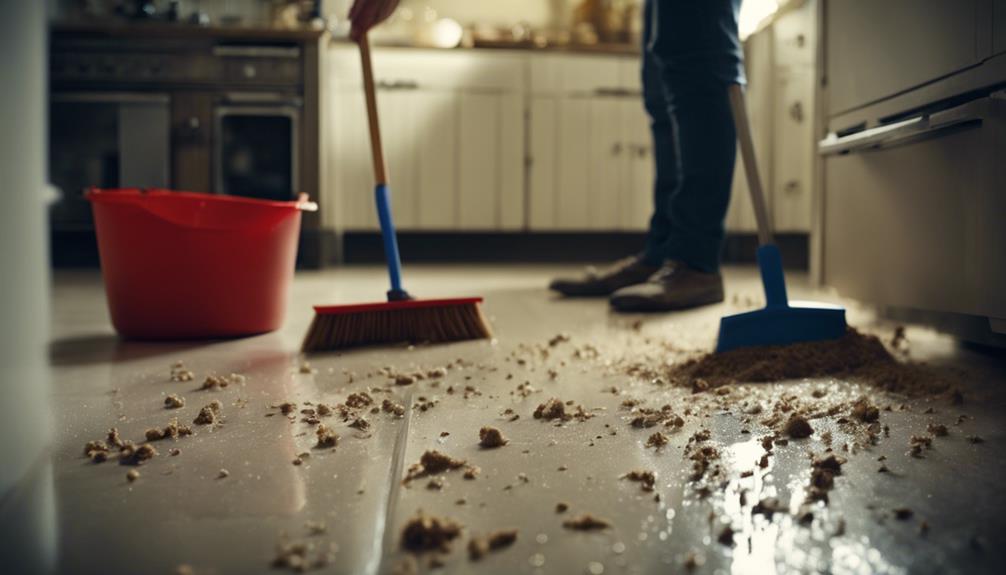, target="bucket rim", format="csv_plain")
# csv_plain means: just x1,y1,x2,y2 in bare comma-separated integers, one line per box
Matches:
85,187,315,211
